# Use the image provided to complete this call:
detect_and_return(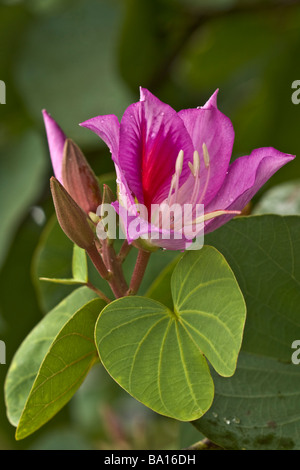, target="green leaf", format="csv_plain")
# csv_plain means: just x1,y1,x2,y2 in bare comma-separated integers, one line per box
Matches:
95,246,246,421
15,297,105,440
38,277,86,286
39,244,89,286
72,244,88,283
172,248,246,377
145,256,180,309
194,215,300,450
95,295,214,422
4,286,97,428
